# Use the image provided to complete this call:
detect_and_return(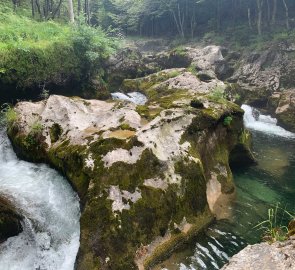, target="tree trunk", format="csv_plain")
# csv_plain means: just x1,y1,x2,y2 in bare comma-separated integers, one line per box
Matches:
68,0,75,23
35,0,43,19
248,8,252,29
282,0,290,30
78,0,81,16
272,0,277,24
84,0,90,24
257,0,264,35
266,0,271,26
31,0,35,17
52,0,63,19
